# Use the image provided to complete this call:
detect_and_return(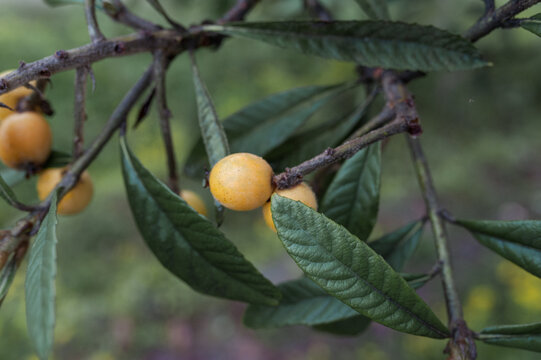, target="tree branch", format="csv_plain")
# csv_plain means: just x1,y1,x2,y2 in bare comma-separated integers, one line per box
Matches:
106,0,162,32
84,0,106,43
273,118,409,189
465,0,541,42
153,51,179,193
73,66,89,159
